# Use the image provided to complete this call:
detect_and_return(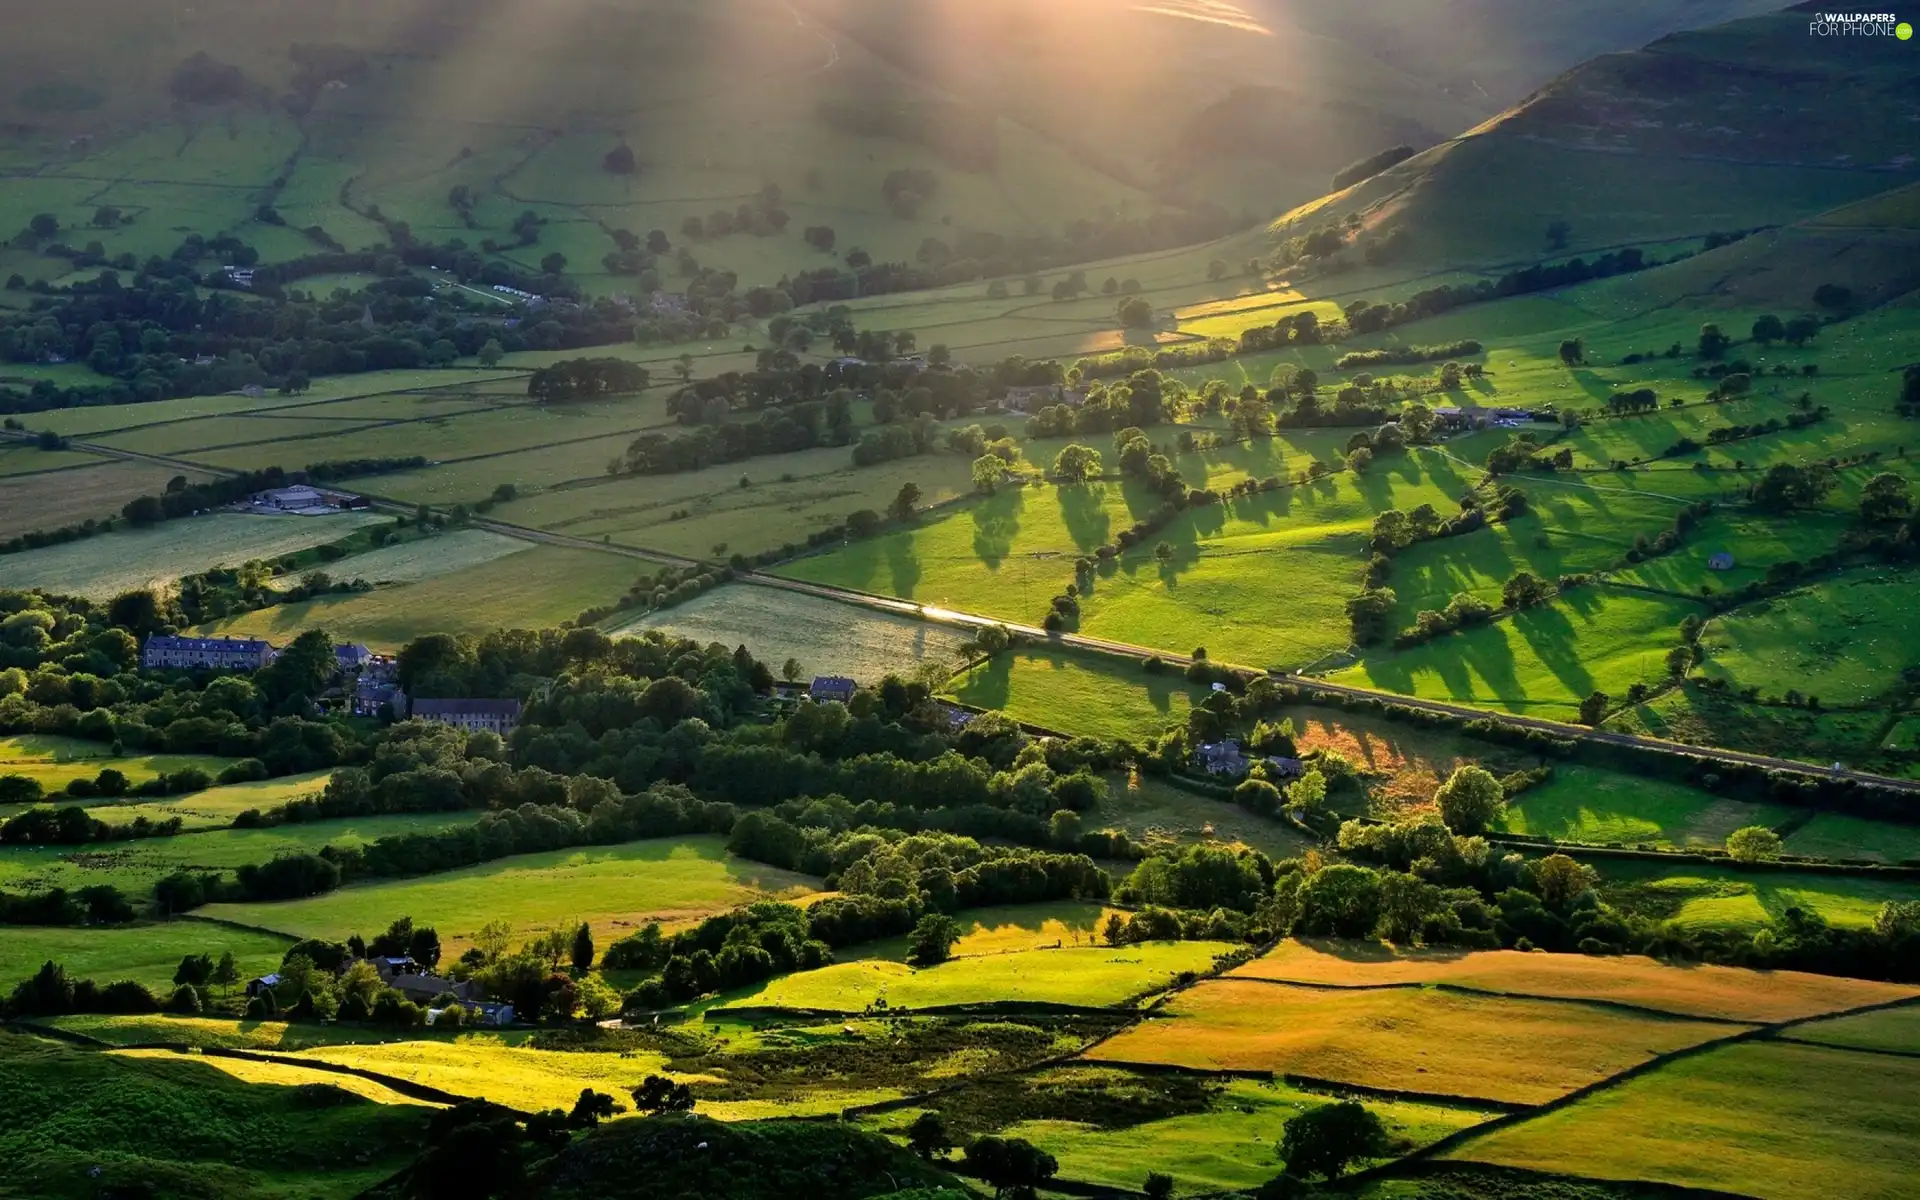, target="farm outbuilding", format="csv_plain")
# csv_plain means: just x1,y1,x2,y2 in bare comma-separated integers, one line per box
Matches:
1707,552,1736,571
